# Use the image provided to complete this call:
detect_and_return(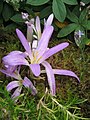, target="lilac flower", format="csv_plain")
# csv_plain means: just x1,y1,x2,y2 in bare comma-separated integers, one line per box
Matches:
35,13,54,40
44,14,54,28
2,27,79,95
42,61,80,95
0,66,37,101
21,12,29,20
2,26,69,77
2,15,80,96
25,18,34,42
24,13,54,42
